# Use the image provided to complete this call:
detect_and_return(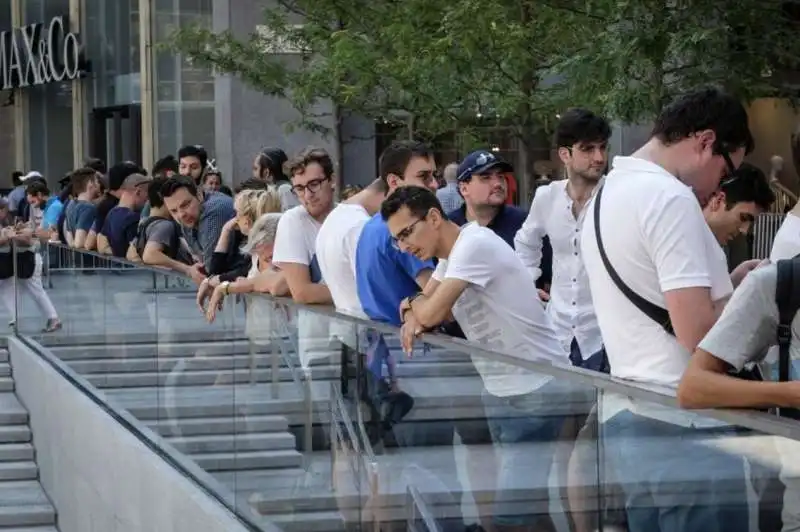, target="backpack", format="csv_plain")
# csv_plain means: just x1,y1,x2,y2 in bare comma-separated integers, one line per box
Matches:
775,257,800,418
135,216,179,260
